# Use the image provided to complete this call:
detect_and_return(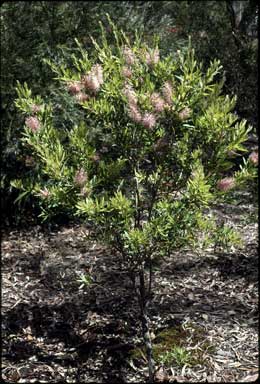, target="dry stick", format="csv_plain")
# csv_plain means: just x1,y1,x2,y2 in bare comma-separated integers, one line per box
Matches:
139,268,155,382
